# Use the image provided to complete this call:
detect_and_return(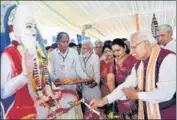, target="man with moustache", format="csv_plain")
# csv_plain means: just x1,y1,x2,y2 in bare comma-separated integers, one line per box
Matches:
94,40,104,60
157,24,176,53
48,32,93,119
80,40,103,119
80,40,101,103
